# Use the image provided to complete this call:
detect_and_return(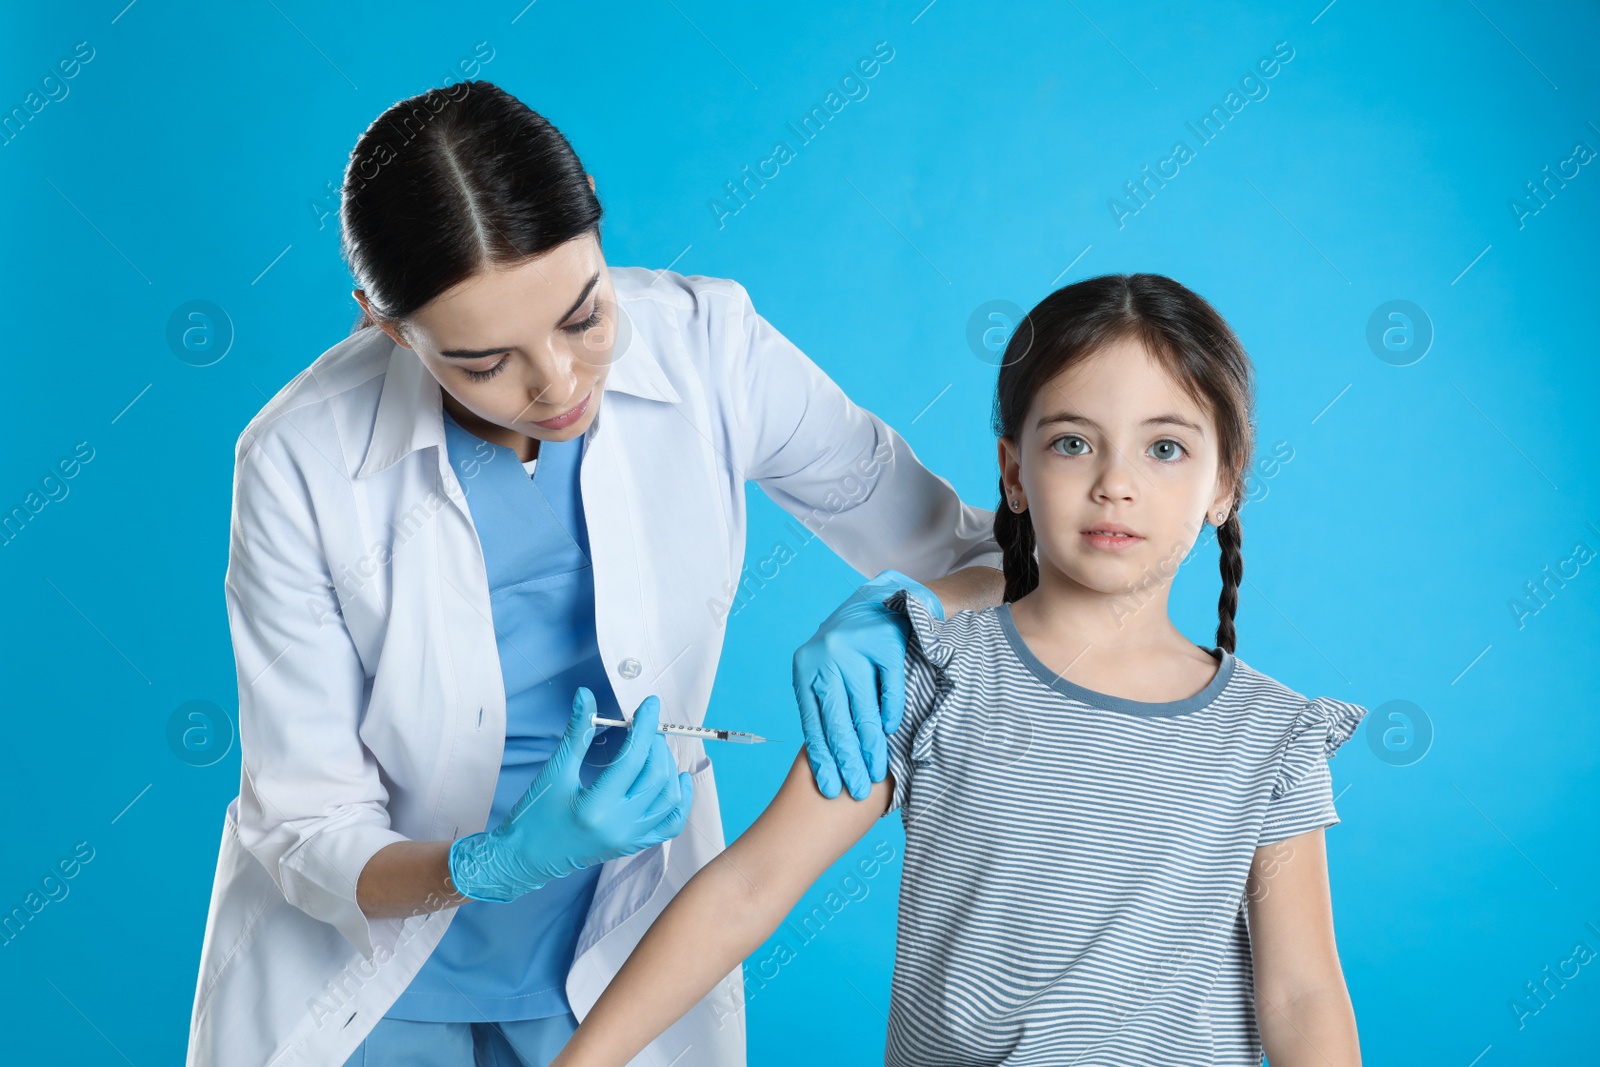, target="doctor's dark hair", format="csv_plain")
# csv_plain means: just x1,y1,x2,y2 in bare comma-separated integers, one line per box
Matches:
341,80,602,333
991,274,1257,653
